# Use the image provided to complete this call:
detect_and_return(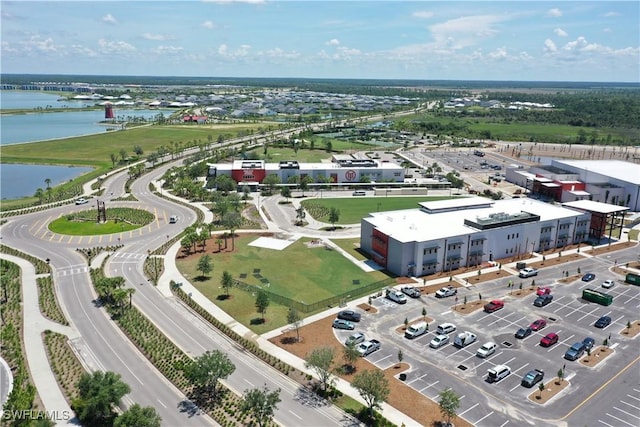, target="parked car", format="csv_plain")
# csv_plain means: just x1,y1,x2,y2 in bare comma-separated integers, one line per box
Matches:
533,294,554,307
540,332,559,347
337,310,361,322
521,369,544,388
345,332,365,347
602,280,615,289
386,289,408,304
405,321,429,339
352,190,366,196
435,286,457,298
429,334,450,349
356,339,381,357
536,286,552,296
453,331,477,348
515,327,533,339
530,319,547,331
582,337,595,351
487,364,511,383
594,315,612,328
436,323,457,335
476,342,498,358
75,198,88,205
582,273,596,282
401,286,421,298
564,342,586,361
333,319,355,330
519,267,538,278
484,300,504,313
